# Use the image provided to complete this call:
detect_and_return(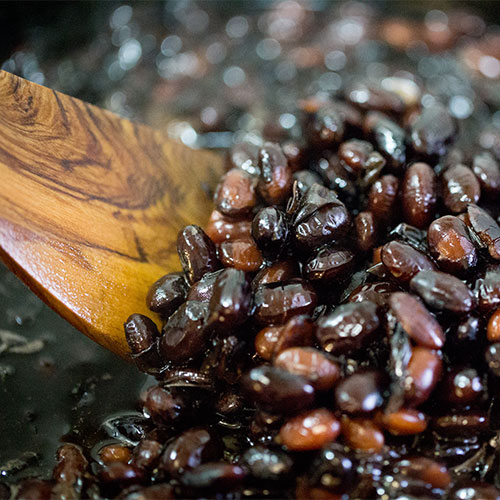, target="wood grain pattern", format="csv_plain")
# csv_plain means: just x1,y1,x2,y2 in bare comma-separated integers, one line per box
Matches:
0,70,224,358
